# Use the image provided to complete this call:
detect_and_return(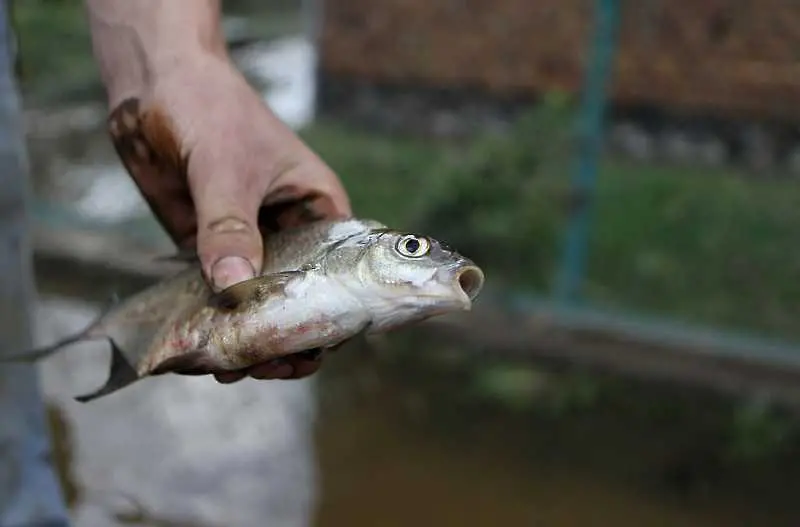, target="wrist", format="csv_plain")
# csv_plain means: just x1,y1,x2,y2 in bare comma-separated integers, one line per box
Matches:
105,49,232,111
85,0,228,108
